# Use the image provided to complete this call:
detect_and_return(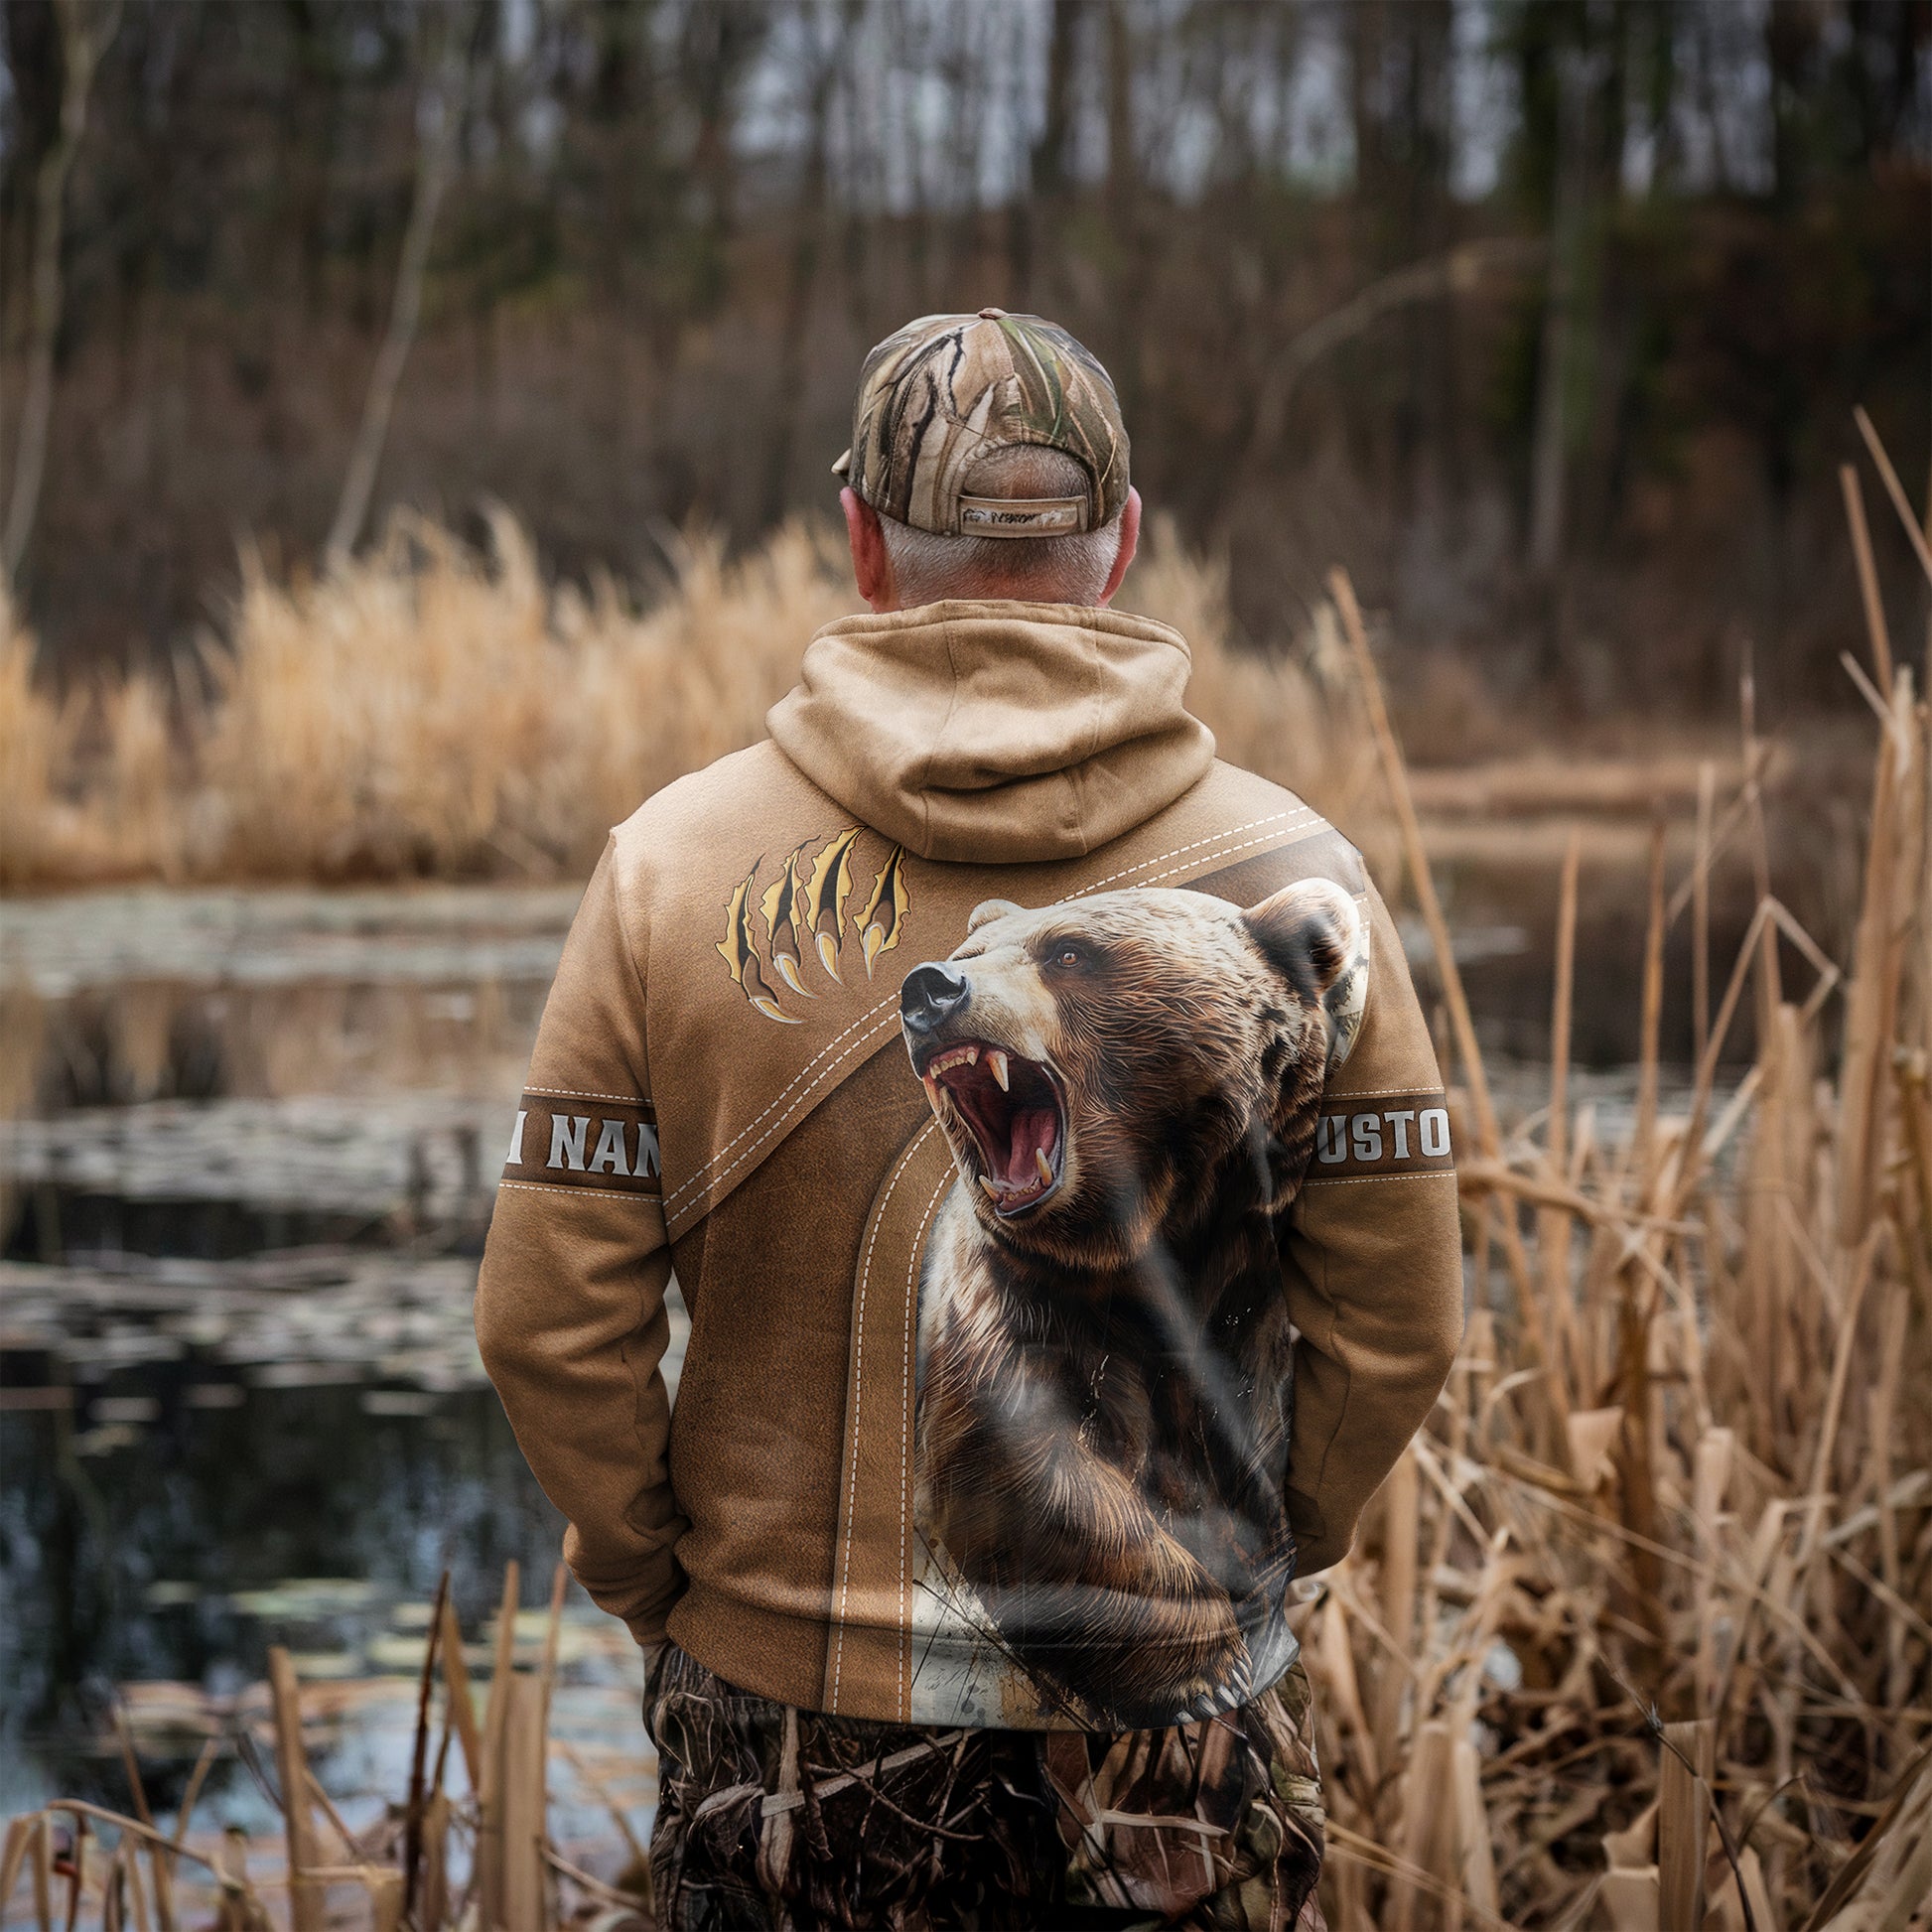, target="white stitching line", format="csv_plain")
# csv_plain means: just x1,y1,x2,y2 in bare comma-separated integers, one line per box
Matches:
1324,1087,1450,1103
497,1178,663,1201
665,1009,904,1234
832,1121,936,1711
898,1168,950,1721
1076,804,1316,895
663,1003,902,1212
523,1085,653,1107
1300,1169,1457,1186
666,807,1325,1219
1119,819,1331,890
